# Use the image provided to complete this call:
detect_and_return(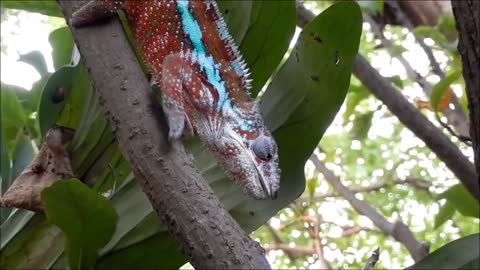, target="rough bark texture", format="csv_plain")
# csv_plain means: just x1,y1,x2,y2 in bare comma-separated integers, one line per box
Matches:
57,1,271,269
451,0,480,184
296,1,479,201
